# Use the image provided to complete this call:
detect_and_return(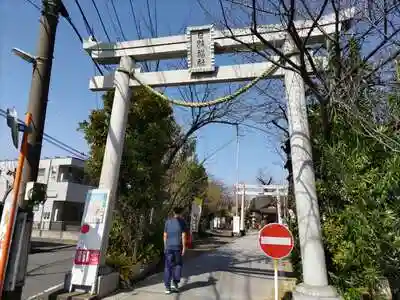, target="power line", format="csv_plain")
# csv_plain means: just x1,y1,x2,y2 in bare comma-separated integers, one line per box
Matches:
24,0,40,10
0,108,87,159
61,3,106,75
110,0,127,41
41,136,88,160
201,137,236,164
22,0,105,75
62,15,105,75
104,1,122,41
91,0,111,42
69,0,114,73
73,0,96,38
63,14,84,42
